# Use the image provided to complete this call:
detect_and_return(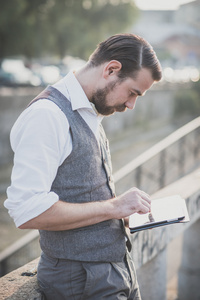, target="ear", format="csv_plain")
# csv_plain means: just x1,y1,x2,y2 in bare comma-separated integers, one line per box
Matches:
103,60,122,79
